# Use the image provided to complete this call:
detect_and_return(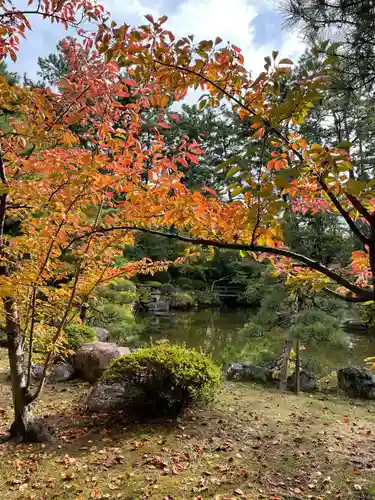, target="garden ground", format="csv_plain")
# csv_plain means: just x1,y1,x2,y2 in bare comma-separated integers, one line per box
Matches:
0,348,374,500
